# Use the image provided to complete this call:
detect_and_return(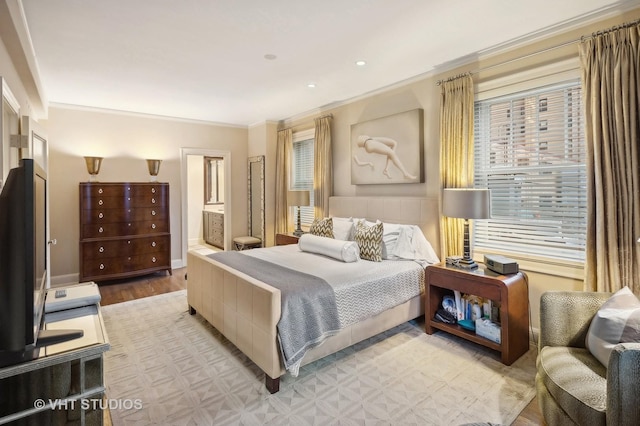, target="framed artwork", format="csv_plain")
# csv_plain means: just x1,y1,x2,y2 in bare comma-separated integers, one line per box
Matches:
350,108,424,184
